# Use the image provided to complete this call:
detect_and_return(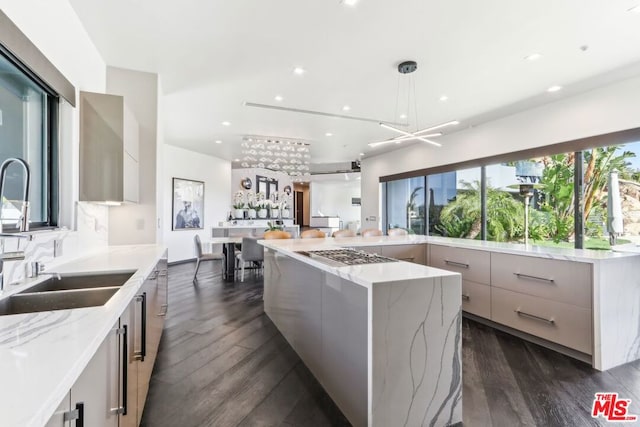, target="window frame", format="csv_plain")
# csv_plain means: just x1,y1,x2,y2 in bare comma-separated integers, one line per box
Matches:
0,45,59,230
381,127,640,249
